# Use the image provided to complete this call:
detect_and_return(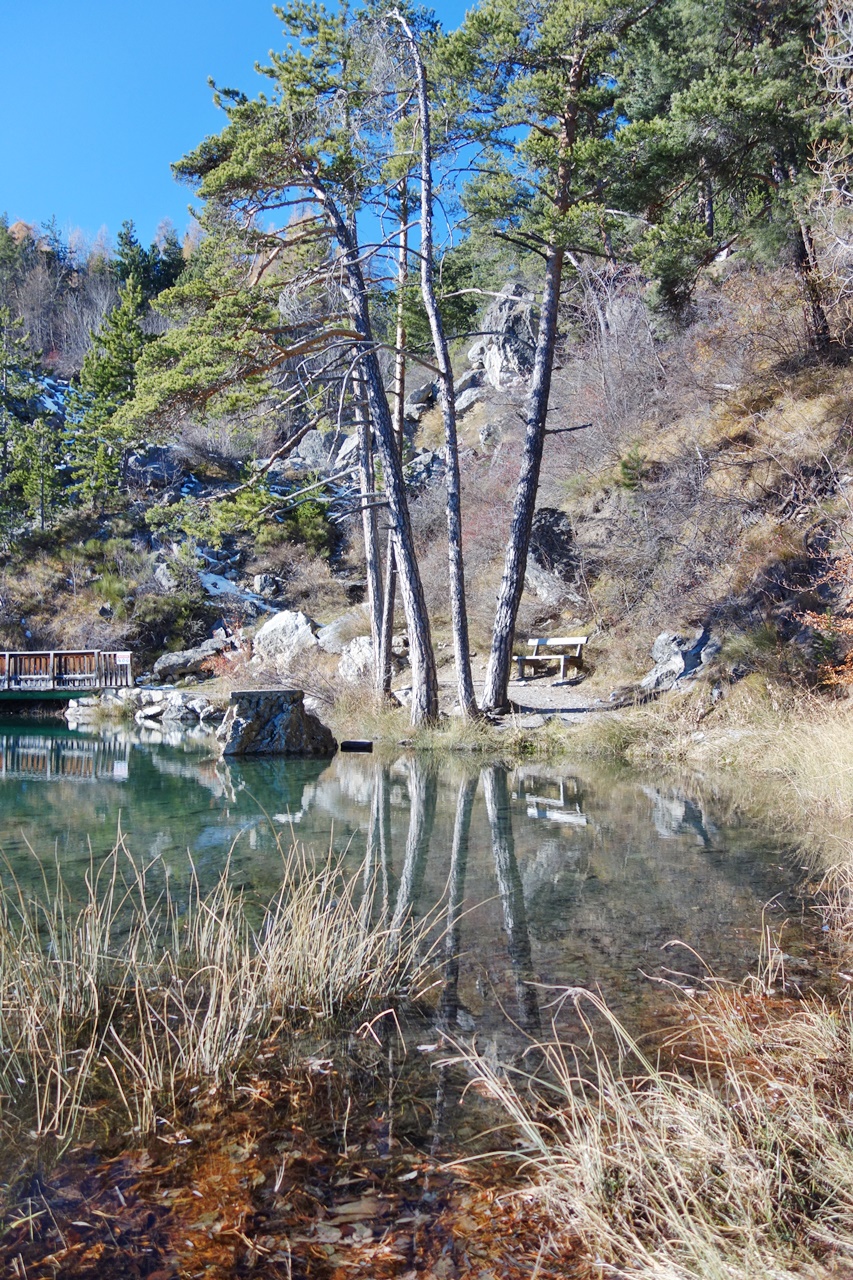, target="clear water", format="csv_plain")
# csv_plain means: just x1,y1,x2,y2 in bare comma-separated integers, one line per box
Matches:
0,721,806,1043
